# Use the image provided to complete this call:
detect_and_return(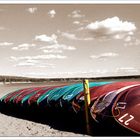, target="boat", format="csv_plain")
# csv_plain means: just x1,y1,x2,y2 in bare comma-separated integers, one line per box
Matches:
72,81,140,113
